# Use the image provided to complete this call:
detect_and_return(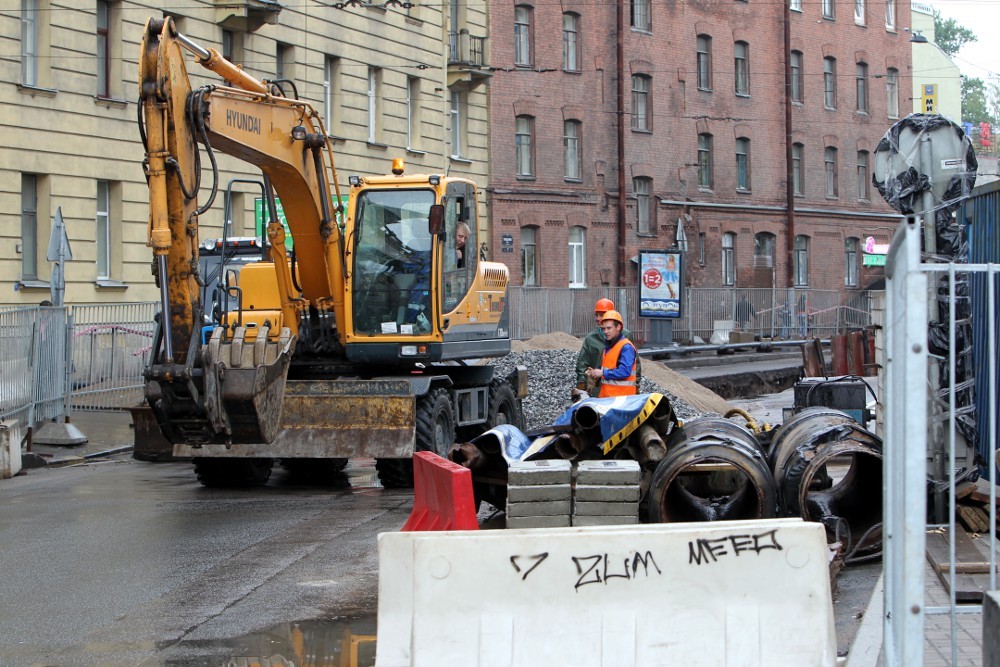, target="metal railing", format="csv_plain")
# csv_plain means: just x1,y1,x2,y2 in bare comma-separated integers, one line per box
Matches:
883,209,999,664
70,302,157,411
448,31,487,67
506,286,875,344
